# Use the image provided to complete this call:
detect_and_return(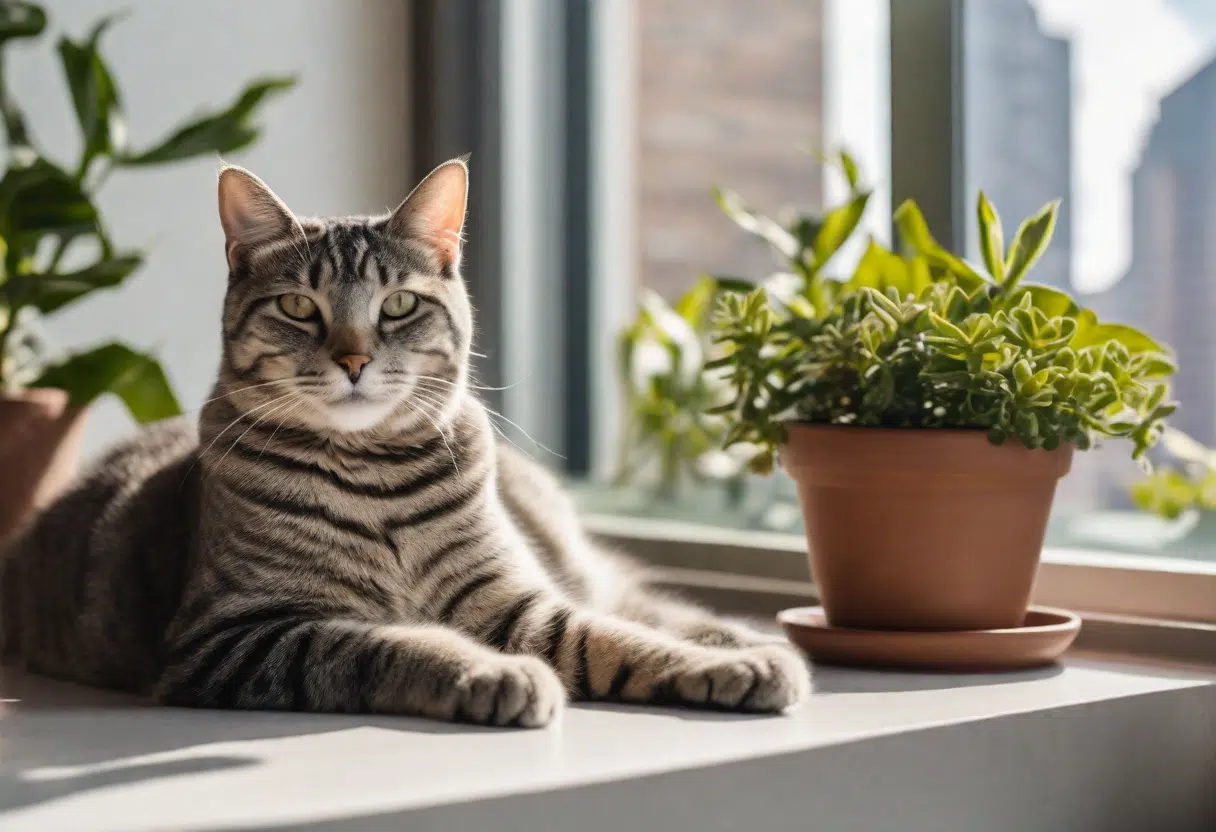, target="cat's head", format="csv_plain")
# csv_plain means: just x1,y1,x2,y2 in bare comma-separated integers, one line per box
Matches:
214,158,472,436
